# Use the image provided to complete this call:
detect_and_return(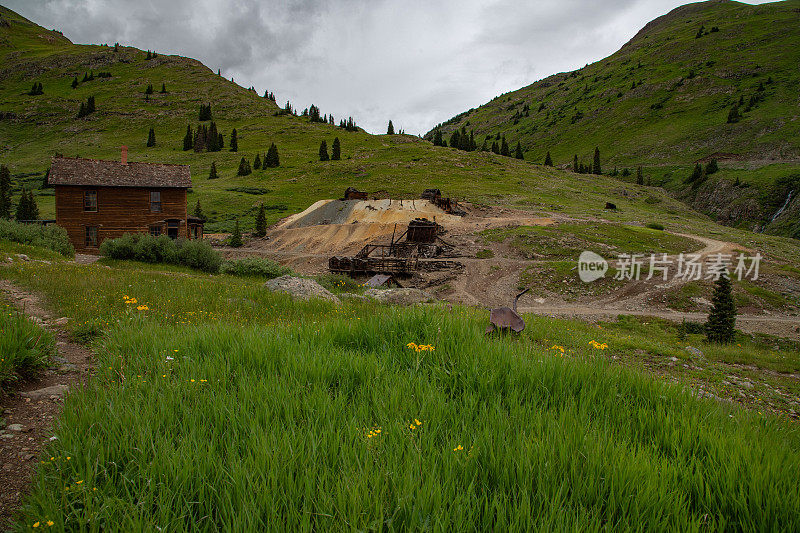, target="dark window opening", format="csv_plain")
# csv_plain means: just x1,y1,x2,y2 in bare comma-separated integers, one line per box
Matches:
167,220,179,240
85,226,98,247
150,191,162,212
149,225,162,237
84,190,97,212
